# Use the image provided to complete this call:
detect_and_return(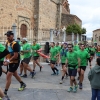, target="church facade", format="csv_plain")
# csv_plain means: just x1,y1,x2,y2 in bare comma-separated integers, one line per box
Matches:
0,0,82,42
